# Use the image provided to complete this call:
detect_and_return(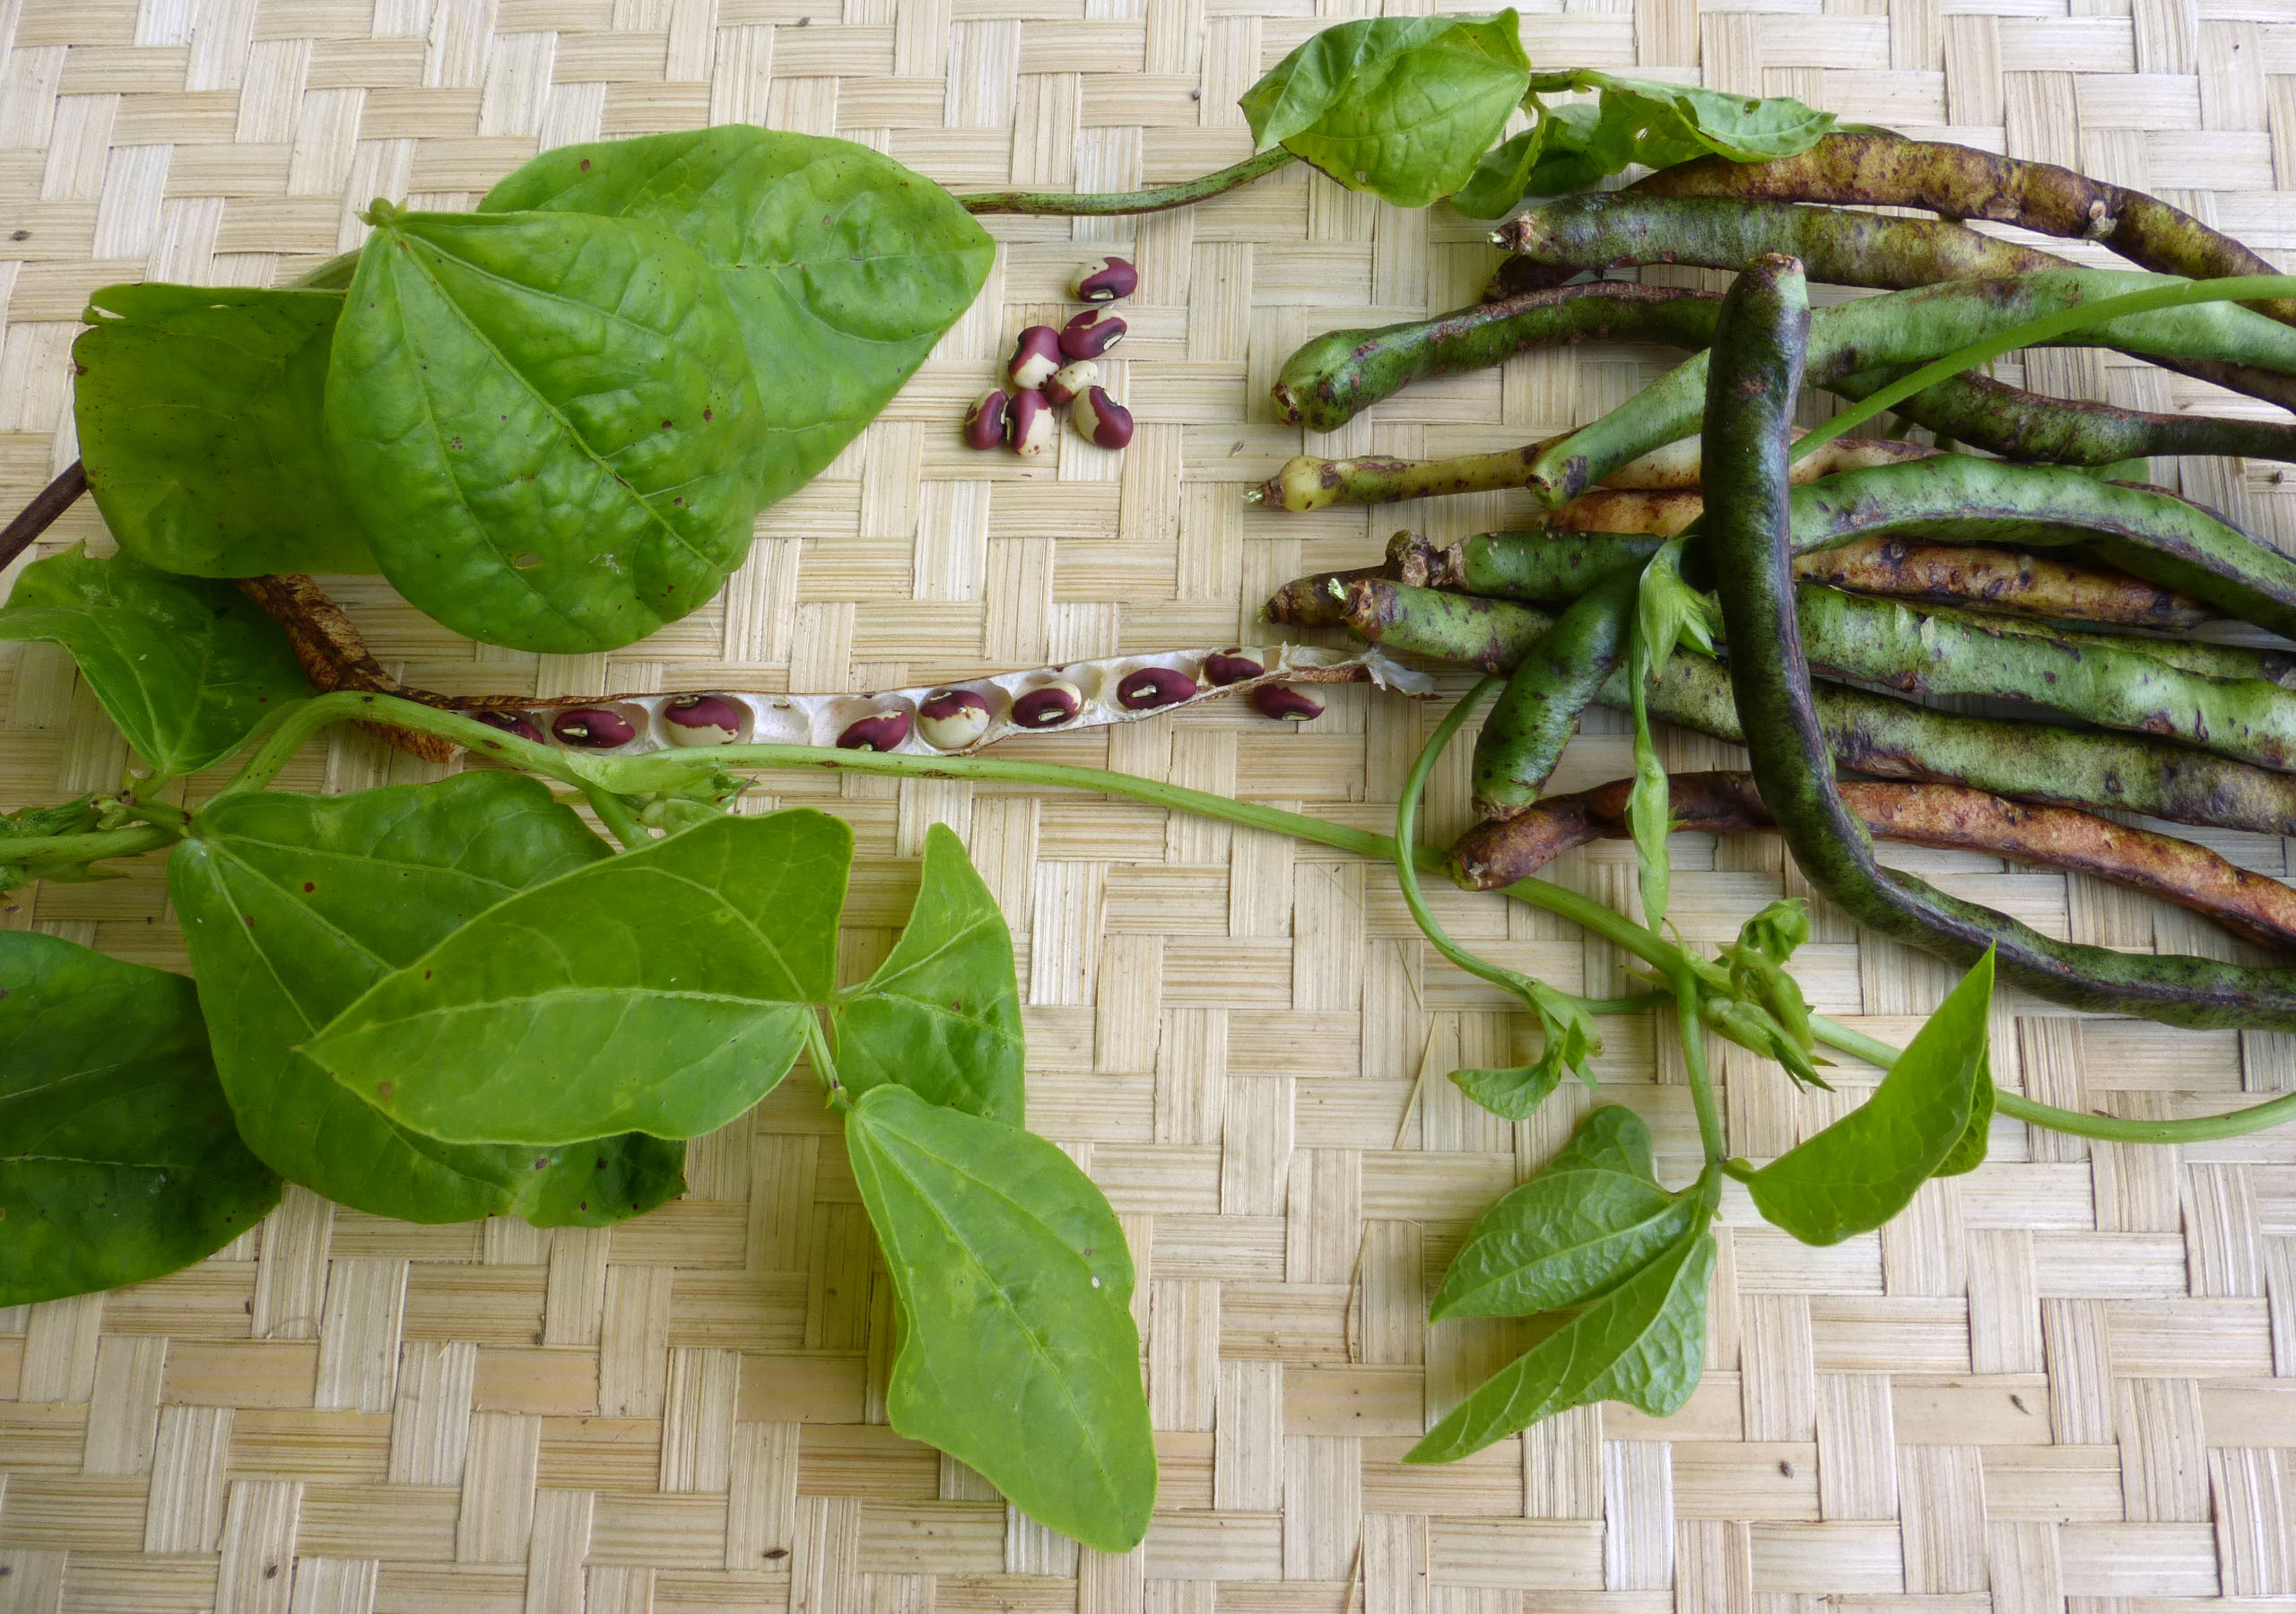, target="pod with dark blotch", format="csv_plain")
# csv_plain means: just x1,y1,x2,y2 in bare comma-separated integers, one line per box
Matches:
1072,256,1139,302
472,709,546,744
1011,680,1083,727
1009,326,1065,390
962,390,1010,451
917,687,994,750
1253,685,1325,721
1205,650,1265,685
1045,360,1098,406
1061,308,1126,360
663,694,747,746
838,710,913,751
552,707,637,749
1073,386,1135,450
1117,665,1197,710
1008,389,1057,457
